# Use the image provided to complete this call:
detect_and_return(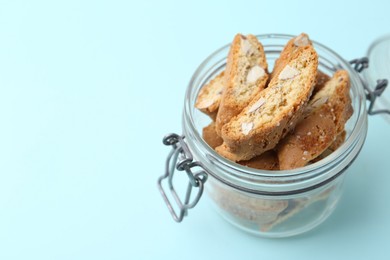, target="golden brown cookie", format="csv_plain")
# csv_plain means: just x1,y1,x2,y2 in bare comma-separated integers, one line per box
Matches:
277,70,352,170
202,122,223,149
217,45,318,161
215,34,269,135
239,150,279,170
